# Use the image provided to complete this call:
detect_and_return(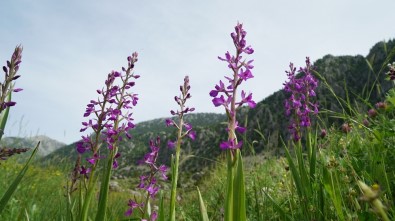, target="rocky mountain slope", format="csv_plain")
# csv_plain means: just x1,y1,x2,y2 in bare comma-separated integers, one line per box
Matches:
43,39,395,184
